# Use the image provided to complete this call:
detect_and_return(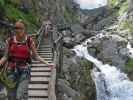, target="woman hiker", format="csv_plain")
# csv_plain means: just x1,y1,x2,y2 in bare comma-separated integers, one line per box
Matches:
0,20,54,100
